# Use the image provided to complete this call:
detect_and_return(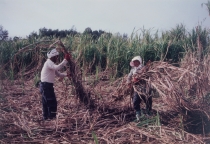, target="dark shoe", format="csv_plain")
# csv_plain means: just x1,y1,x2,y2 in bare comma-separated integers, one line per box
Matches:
146,110,152,116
